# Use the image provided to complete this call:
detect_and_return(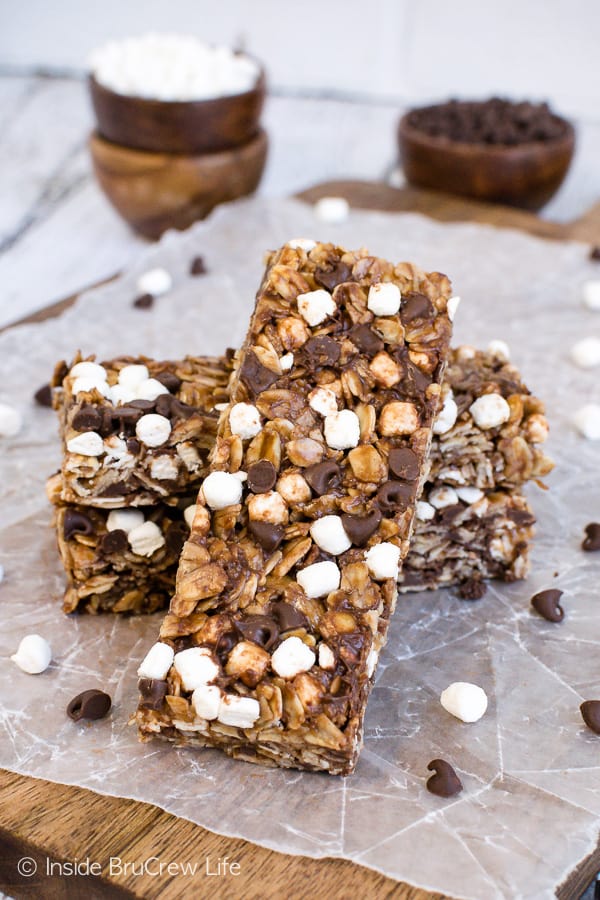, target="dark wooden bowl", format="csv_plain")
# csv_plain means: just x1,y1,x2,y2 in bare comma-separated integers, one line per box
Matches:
398,112,575,211
89,65,266,155
89,128,268,240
